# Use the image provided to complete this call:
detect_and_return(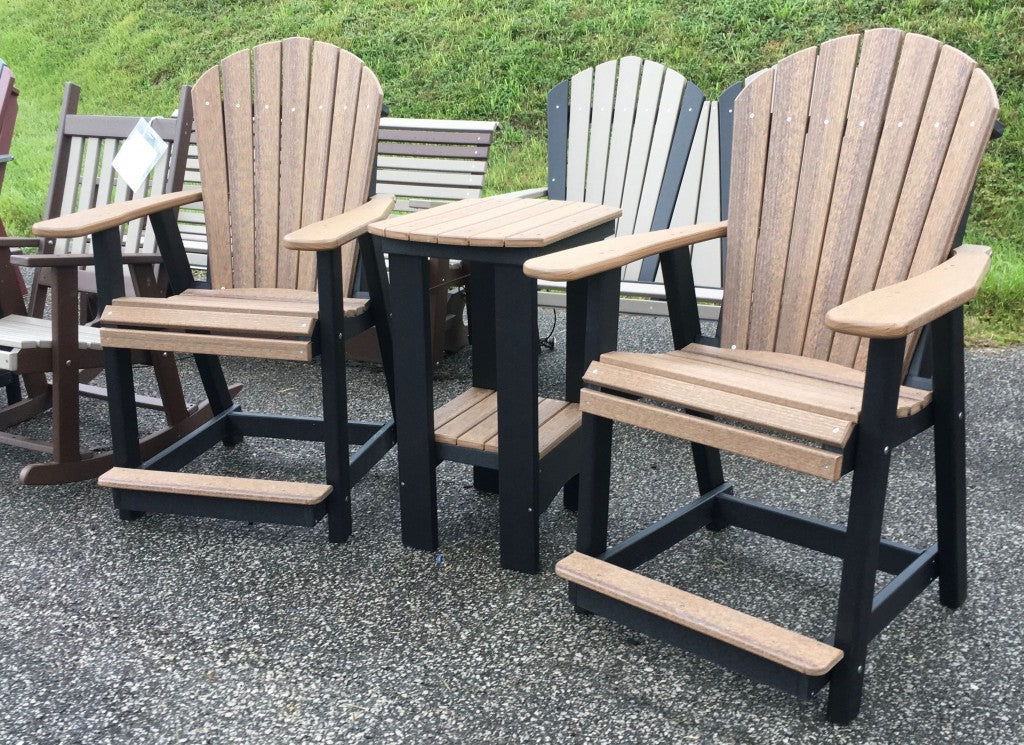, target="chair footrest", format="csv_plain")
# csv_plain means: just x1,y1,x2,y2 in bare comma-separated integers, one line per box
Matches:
556,551,843,676
99,467,331,506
